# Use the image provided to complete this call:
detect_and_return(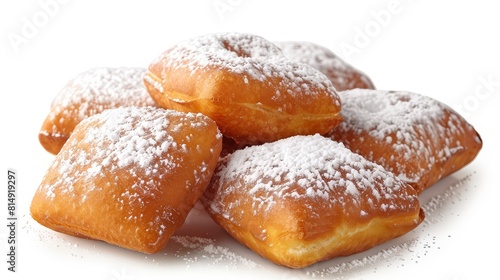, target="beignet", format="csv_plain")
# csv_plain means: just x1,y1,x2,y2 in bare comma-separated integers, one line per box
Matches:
31,106,222,254
328,89,483,194
144,32,342,146
202,134,424,268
